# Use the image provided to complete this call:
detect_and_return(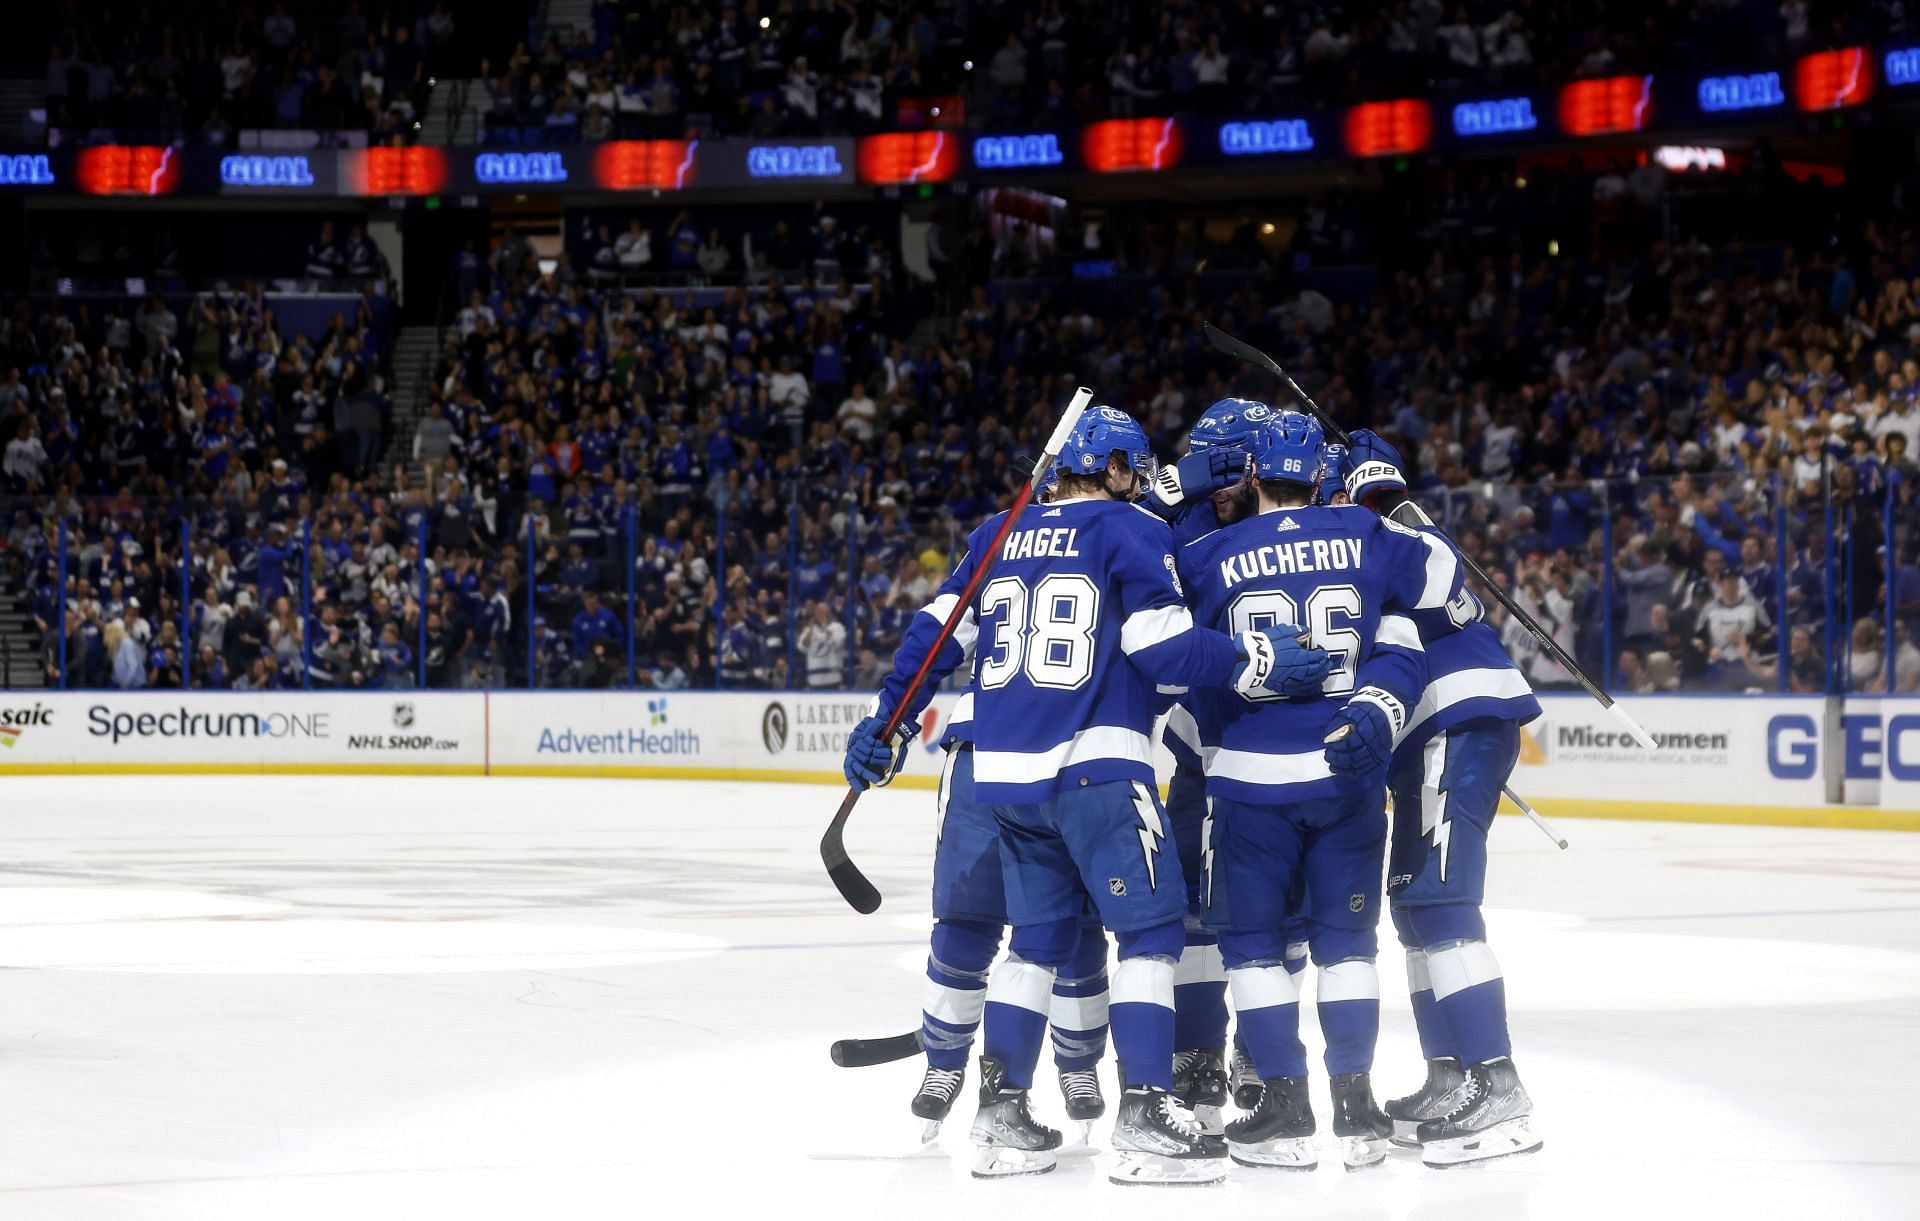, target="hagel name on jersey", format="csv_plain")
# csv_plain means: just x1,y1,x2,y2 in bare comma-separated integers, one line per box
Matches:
1220,536,1365,588
1001,527,1083,561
